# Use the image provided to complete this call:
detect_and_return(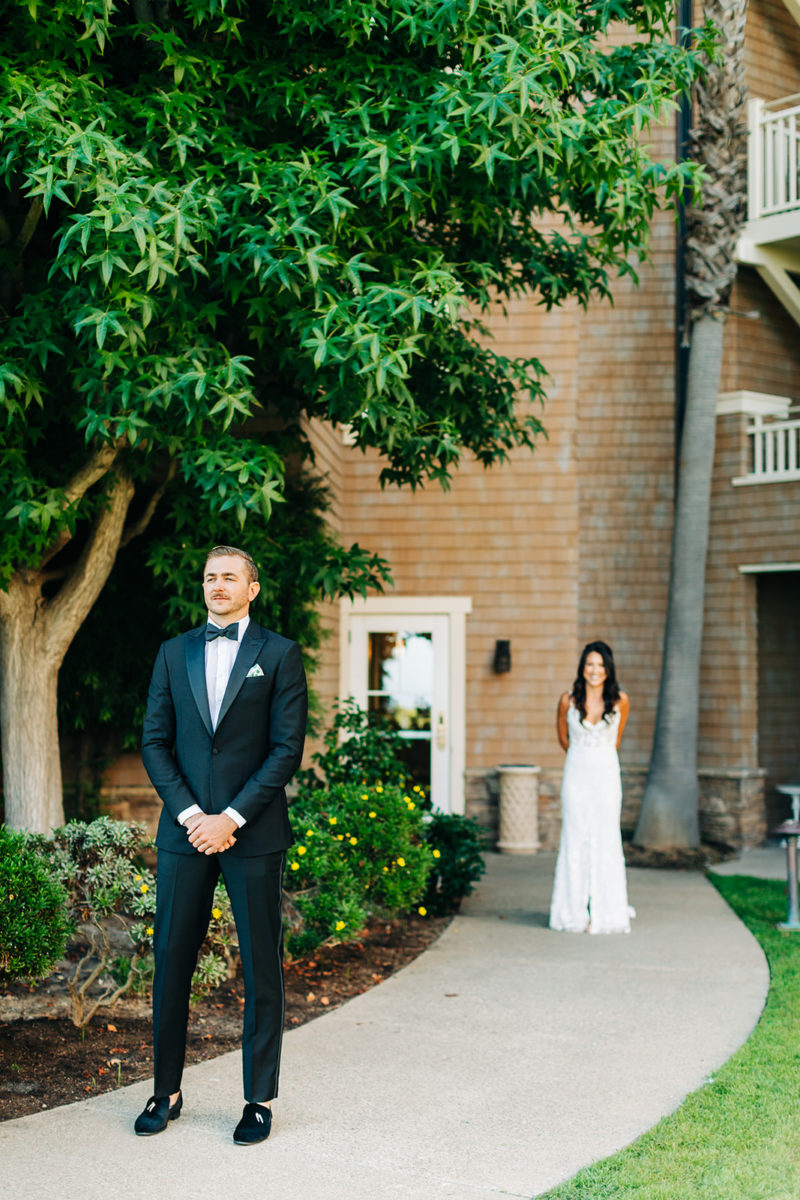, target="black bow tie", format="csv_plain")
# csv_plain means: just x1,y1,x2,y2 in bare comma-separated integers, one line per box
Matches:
205,623,238,642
